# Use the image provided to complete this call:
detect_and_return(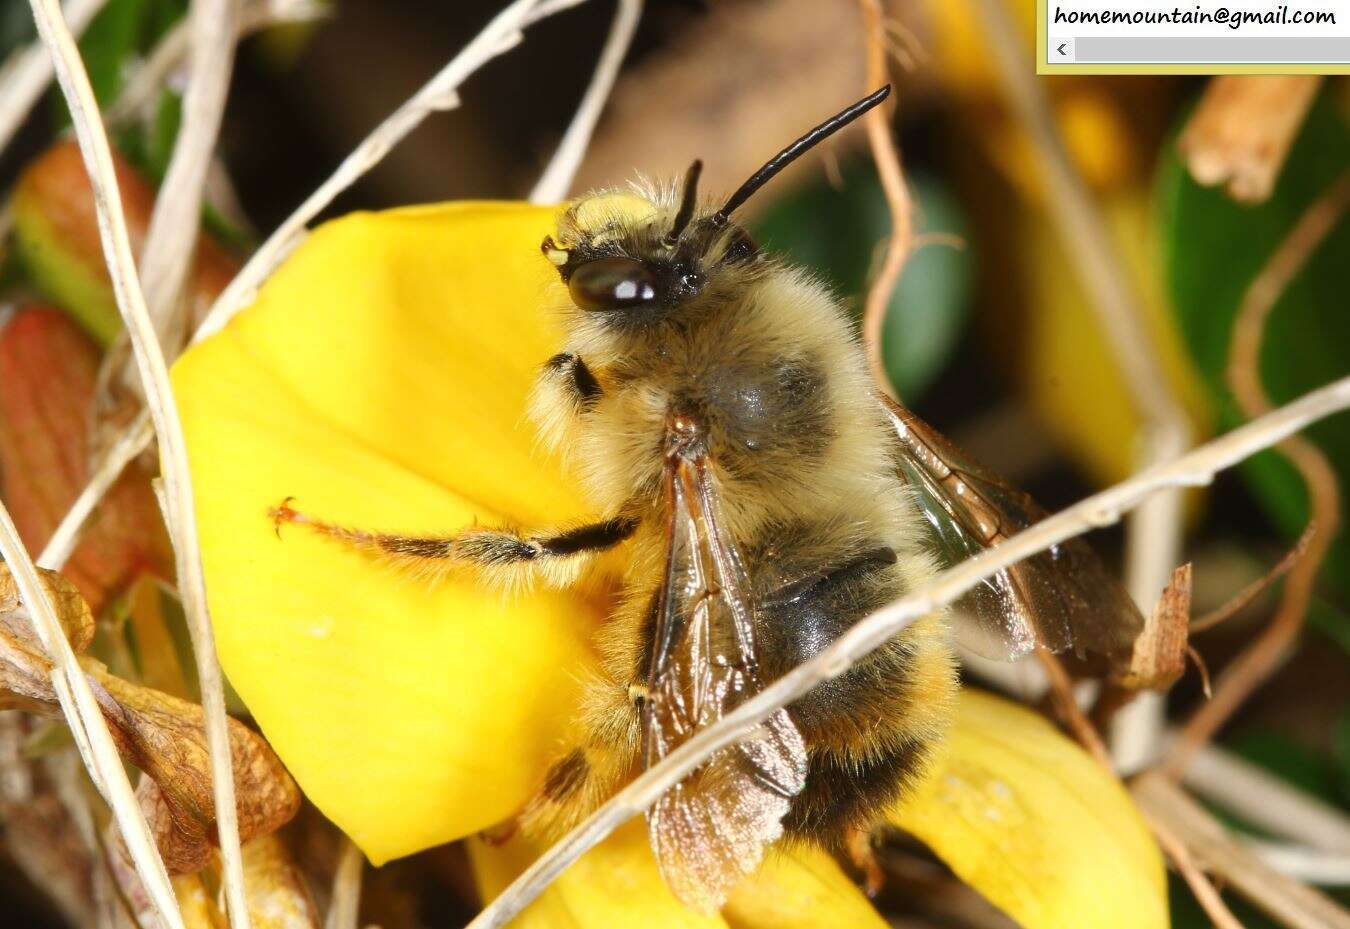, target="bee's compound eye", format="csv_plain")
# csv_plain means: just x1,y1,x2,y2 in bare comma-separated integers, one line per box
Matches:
568,257,660,312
